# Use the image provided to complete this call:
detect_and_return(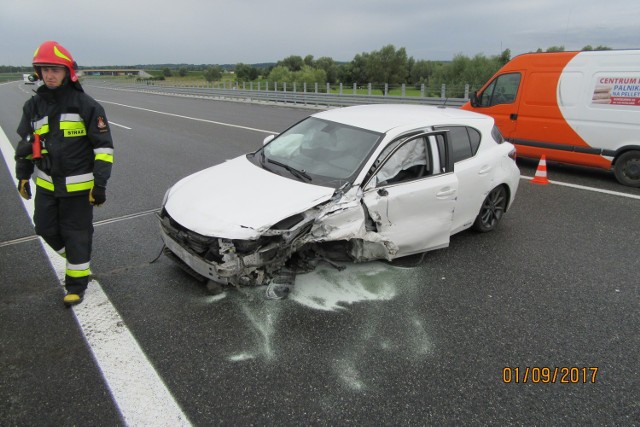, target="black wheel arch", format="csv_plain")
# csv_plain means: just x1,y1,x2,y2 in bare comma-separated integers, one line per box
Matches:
612,145,640,166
